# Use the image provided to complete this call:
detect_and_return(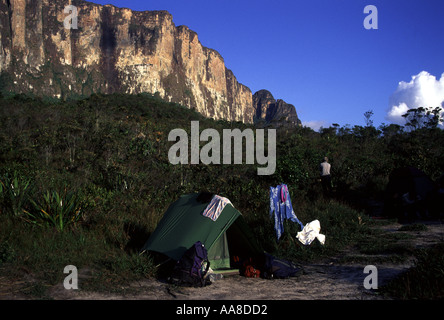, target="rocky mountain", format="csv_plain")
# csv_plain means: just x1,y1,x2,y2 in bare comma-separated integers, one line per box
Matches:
253,90,302,127
0,0,301,125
